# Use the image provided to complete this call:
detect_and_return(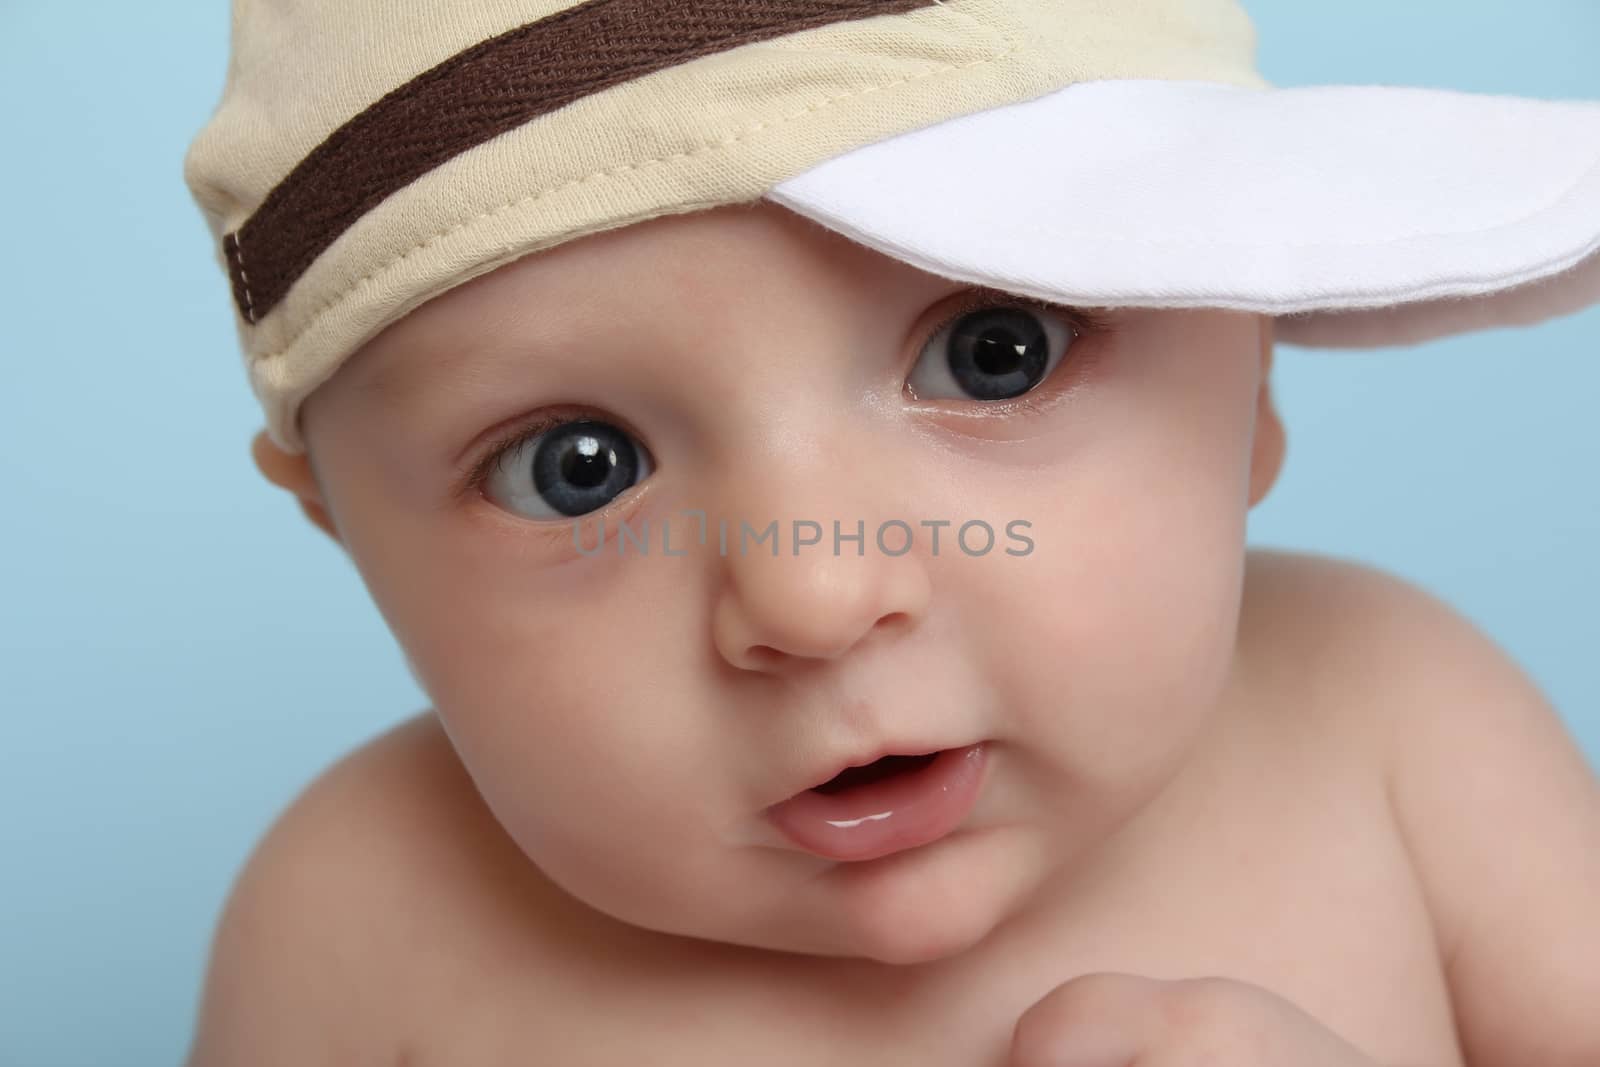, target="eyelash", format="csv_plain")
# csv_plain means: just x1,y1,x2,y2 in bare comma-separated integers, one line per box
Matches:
456,289,1112,502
